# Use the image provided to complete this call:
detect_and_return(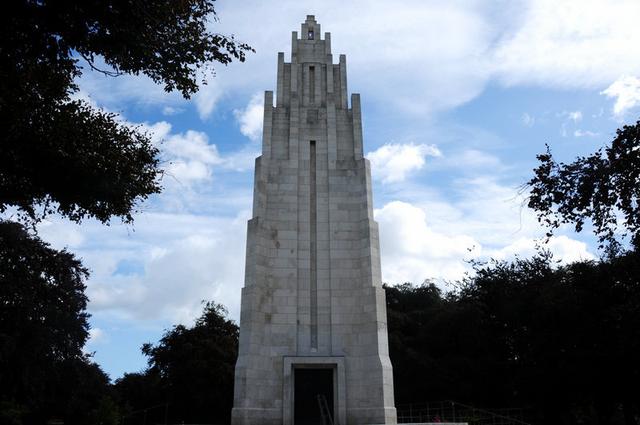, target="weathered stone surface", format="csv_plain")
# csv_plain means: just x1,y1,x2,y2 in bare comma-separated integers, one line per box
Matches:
232,15,397,425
